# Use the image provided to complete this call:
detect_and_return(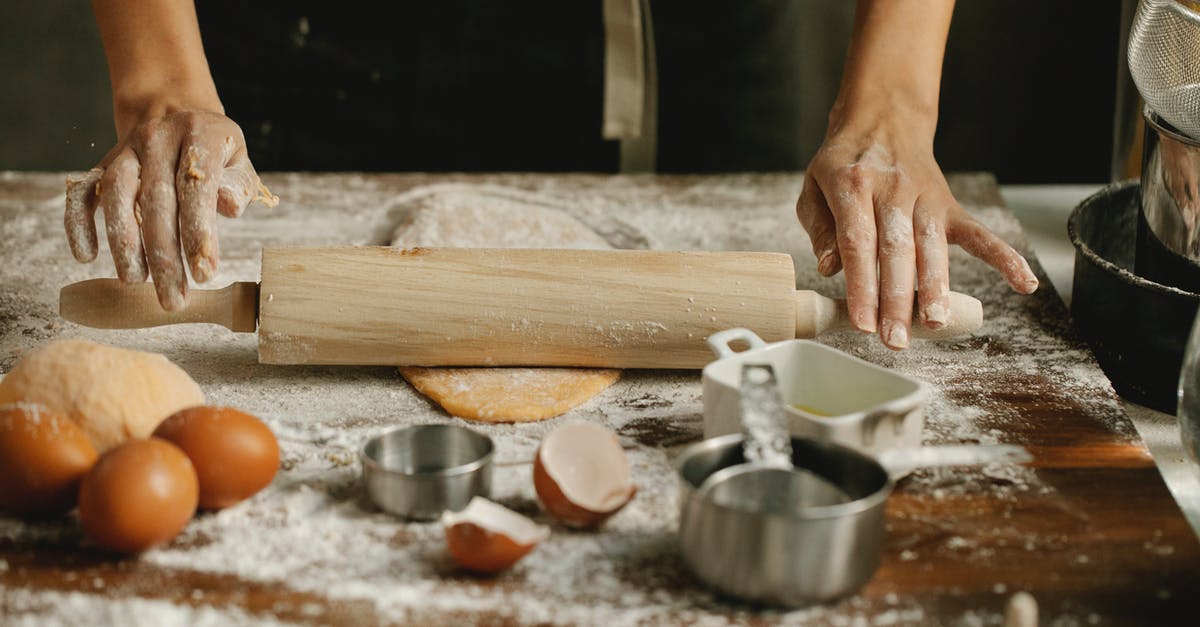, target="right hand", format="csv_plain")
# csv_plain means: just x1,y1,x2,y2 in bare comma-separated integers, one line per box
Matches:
65,109,276,311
